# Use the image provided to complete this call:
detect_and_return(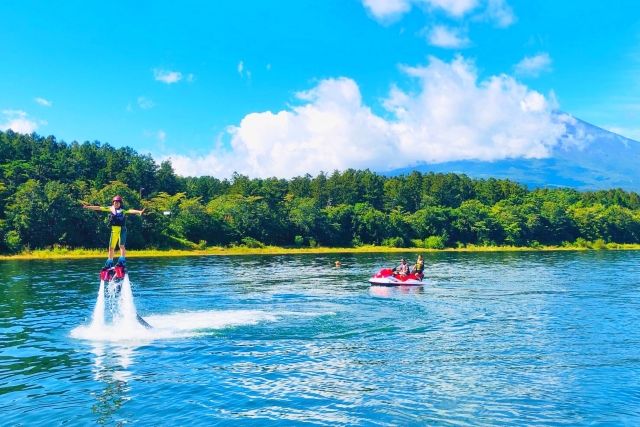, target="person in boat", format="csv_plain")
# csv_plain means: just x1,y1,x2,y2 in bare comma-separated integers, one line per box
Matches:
393,258,410,276
84,195,144,268
412,254,425,279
